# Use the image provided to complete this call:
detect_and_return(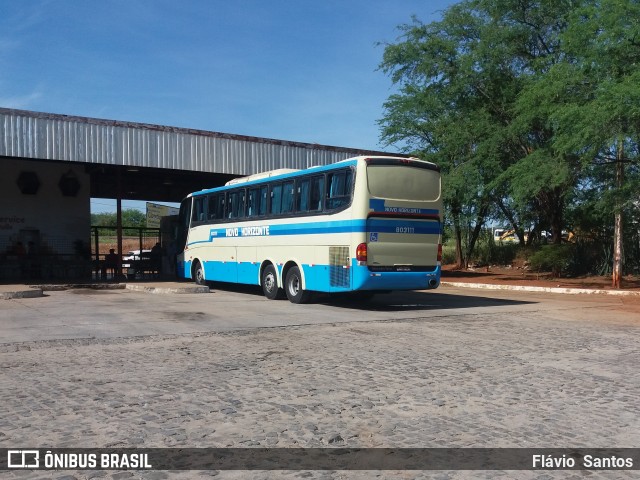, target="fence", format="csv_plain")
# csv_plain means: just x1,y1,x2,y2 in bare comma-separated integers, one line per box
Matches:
90,226,162,280
0,227,164,282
